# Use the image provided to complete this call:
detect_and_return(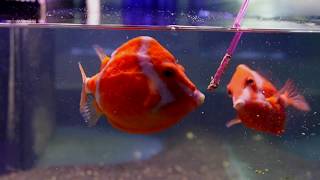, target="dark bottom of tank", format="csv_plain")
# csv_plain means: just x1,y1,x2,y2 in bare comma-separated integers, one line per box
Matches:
1,128,229,180
1,119,320,180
